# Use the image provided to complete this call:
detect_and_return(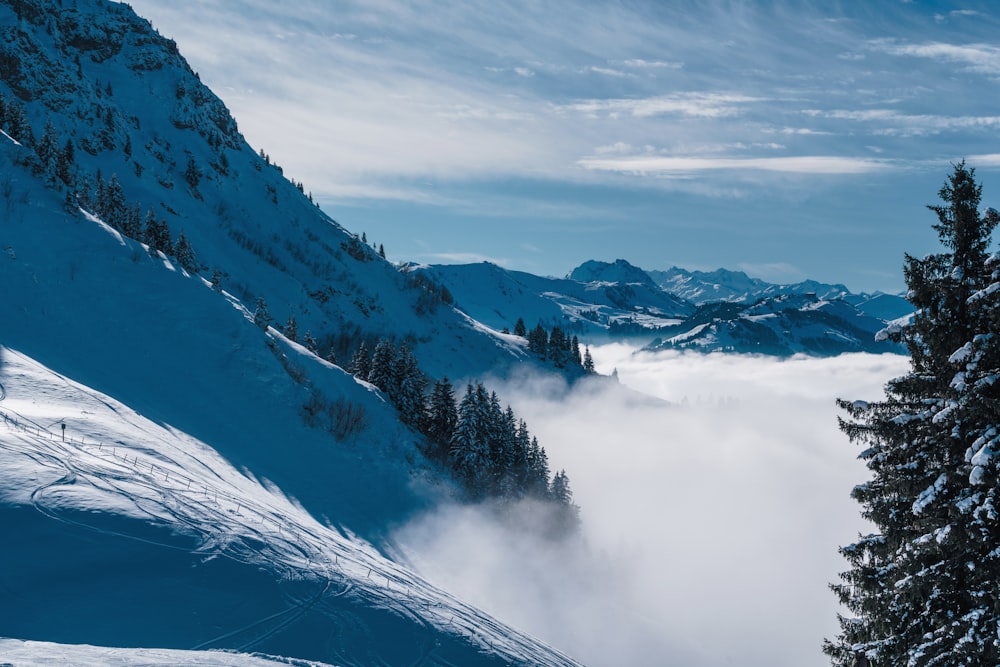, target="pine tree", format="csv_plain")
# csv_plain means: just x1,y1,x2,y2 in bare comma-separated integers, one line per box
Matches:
827,163,1000,666
392,343,426,426
424,377,457,462
303,331,318,354
253,297,272,329
528,323,548,358
144,211,172,255
348,341,372,379
549,470,581,535
283,315,298,343
514,317,527,338
526,436,550,498
367,339,396,393
451,384,490,494
583,346,596,374
122,204,141,239
36,119,58,181
174,231,197,273
56,138,75,186
549,326,567,367
102,174,126,230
